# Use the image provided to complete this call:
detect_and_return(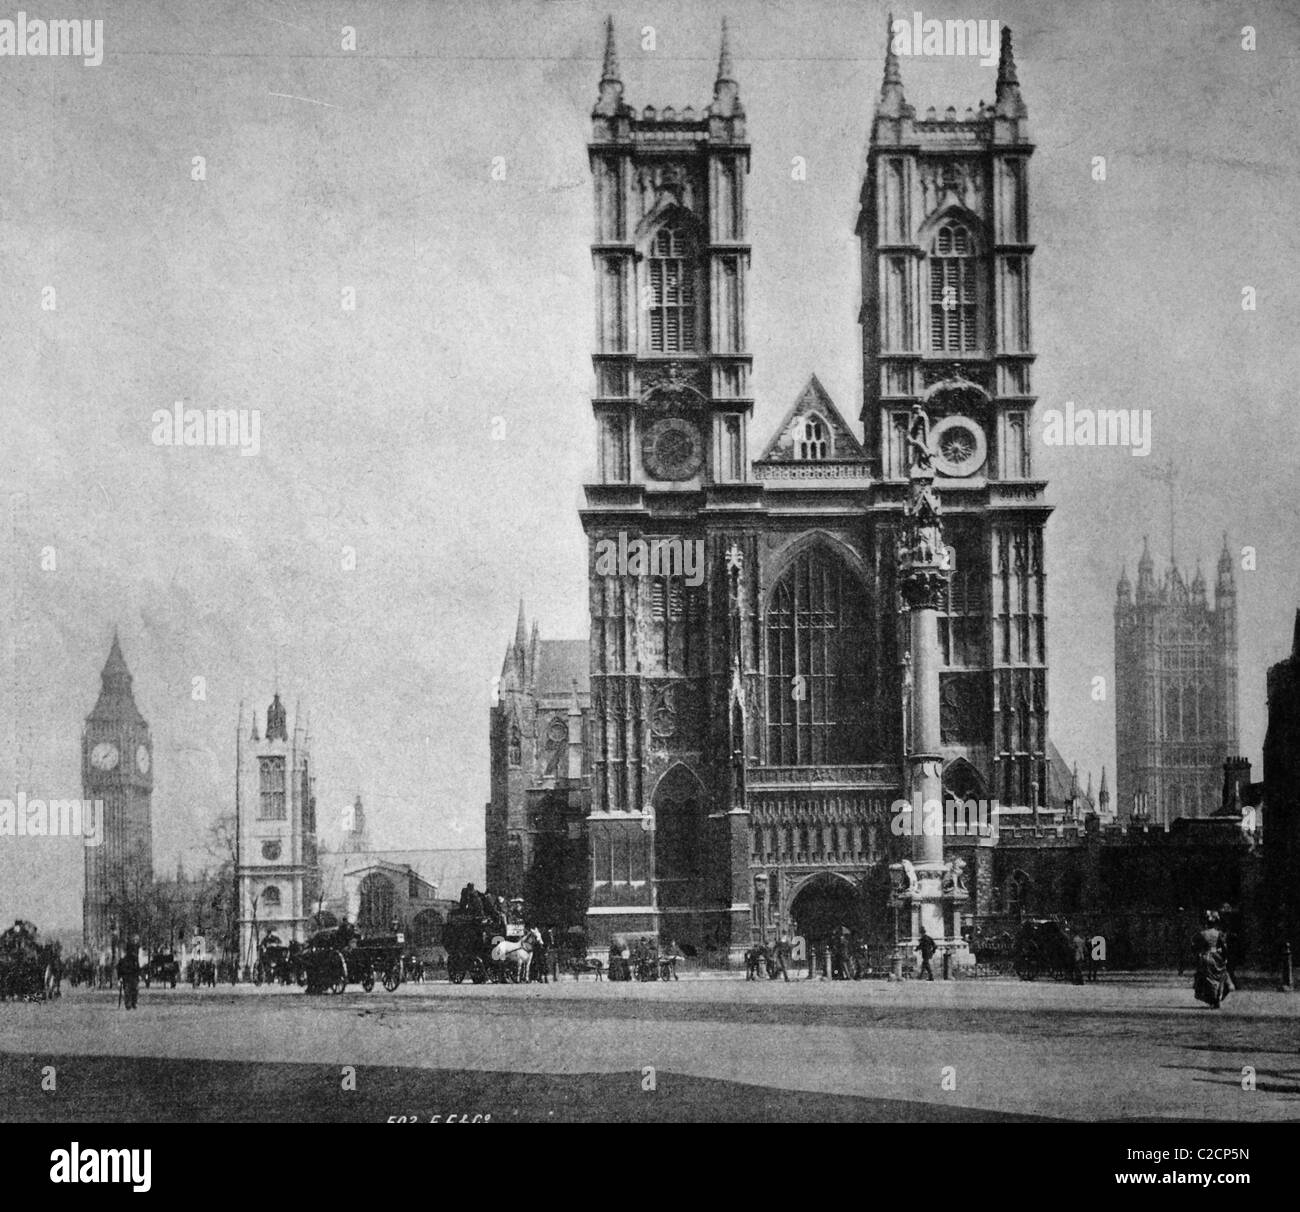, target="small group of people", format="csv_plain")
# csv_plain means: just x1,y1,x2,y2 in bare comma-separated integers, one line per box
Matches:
745,937,791,981
458,882,510,933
